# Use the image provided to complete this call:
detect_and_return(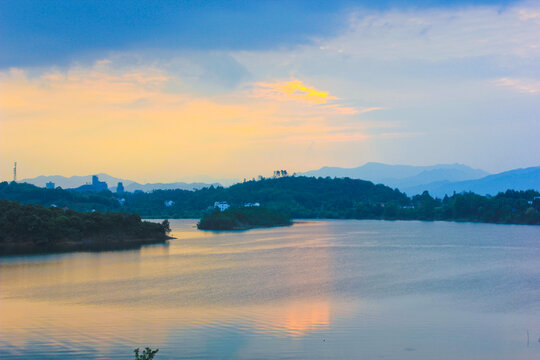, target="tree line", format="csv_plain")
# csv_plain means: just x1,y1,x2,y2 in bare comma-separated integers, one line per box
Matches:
0,177,539,225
